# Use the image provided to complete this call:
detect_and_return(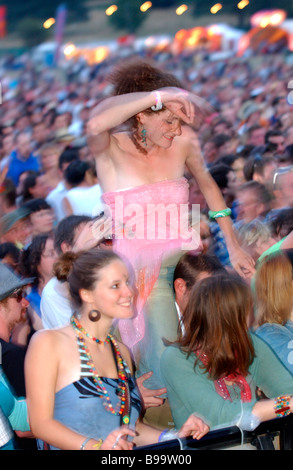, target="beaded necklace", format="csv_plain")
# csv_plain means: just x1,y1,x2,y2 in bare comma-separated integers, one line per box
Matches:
71,314,111,345
70,314,130,423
